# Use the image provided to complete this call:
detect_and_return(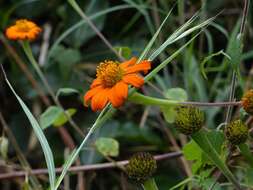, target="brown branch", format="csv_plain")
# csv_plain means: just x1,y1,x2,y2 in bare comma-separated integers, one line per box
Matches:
0,152,182,180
